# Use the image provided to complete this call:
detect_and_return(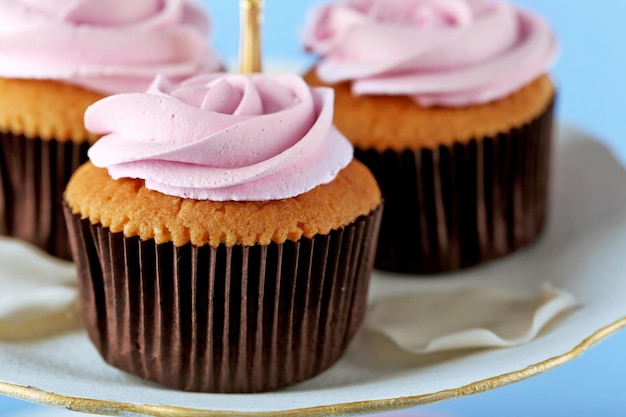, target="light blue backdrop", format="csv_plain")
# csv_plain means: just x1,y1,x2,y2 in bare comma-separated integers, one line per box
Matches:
2,1,625,415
